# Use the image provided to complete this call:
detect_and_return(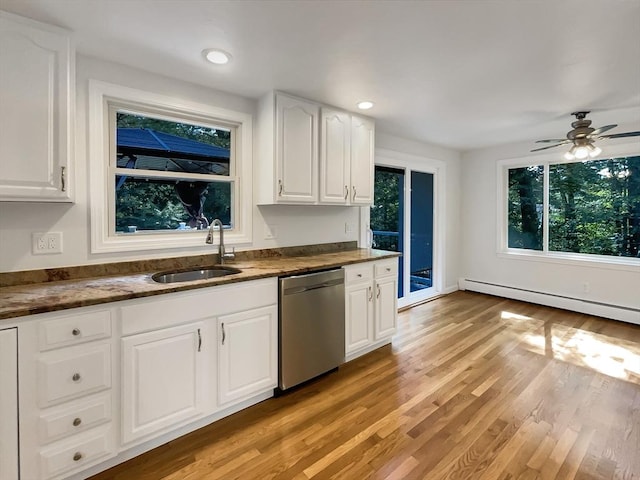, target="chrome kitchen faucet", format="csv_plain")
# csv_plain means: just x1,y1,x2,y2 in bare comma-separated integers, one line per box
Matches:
206,219,235,265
